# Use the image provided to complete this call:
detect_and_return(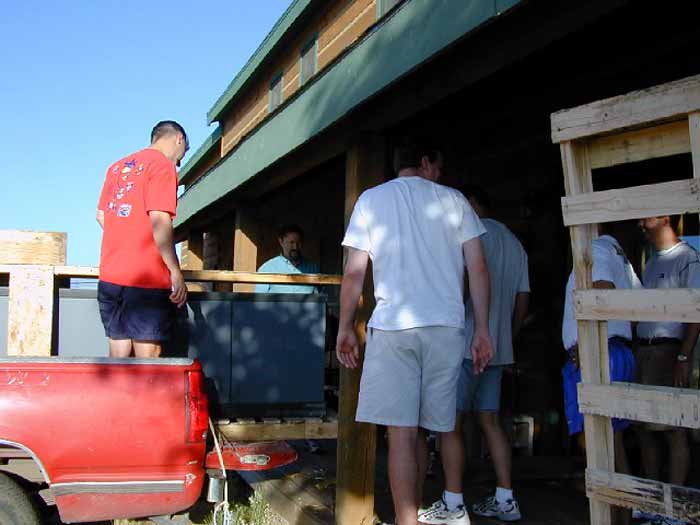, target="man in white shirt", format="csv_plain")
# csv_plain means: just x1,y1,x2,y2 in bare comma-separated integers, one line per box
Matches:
636,215,700,503
561,221,641,525
419,186,529,524
337,139,493,525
